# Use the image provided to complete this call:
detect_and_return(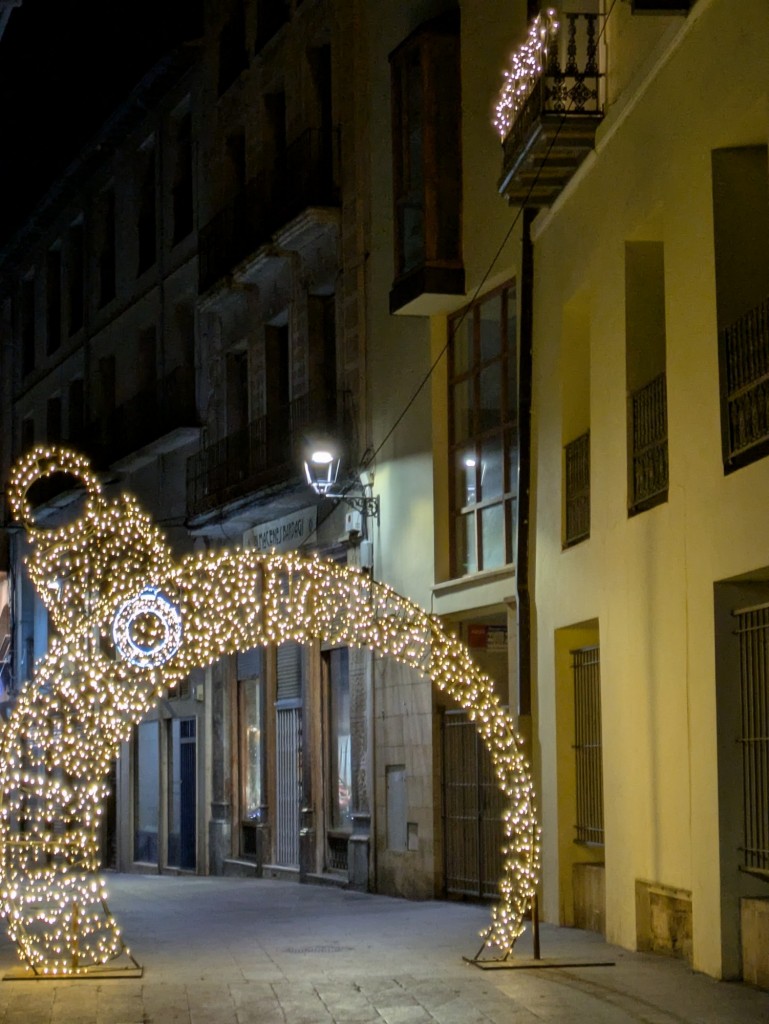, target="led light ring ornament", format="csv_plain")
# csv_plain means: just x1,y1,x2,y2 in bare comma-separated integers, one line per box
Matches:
112,587,183,668
0,445,540,975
